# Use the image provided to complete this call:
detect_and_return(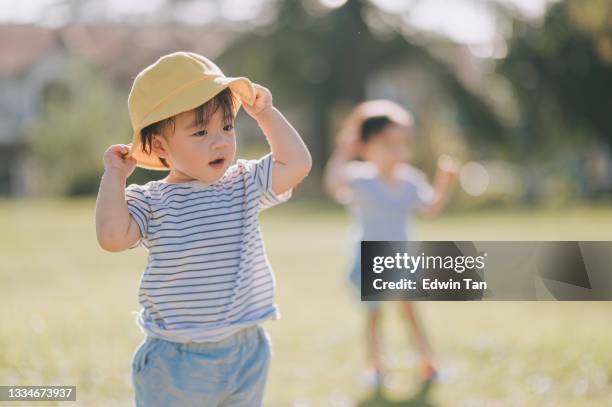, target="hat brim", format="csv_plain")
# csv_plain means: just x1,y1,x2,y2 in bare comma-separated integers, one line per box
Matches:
128,76,255,171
